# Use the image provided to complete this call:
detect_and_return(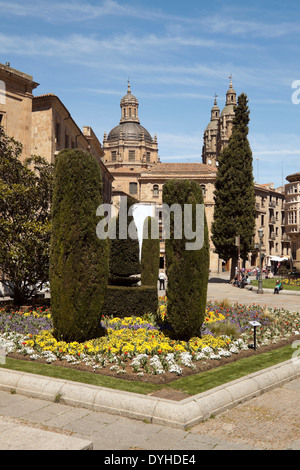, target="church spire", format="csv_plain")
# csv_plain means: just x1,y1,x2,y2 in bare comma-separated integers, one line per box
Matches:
226,75,236,106
210,93,220,121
